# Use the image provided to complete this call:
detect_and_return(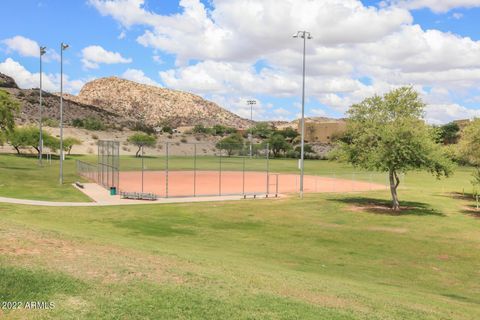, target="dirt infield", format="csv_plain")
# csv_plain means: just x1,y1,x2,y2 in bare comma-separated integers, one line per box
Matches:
118,171,386,197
